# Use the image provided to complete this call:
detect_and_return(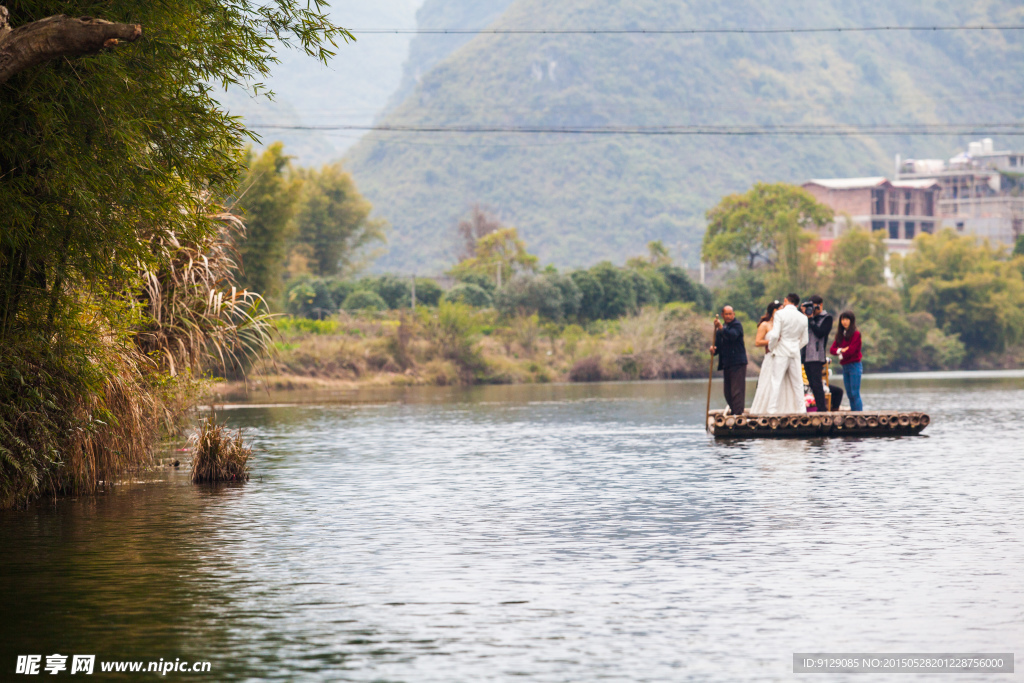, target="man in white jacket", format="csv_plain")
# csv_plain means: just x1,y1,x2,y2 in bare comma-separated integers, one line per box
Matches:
764,293,810,414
